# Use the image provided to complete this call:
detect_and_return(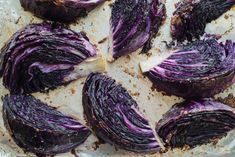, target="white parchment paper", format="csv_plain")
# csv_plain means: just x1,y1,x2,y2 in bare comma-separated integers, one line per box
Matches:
0,0,234,157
